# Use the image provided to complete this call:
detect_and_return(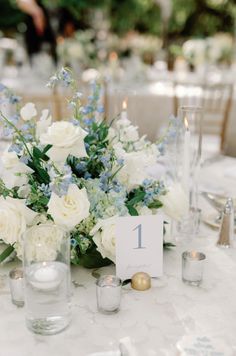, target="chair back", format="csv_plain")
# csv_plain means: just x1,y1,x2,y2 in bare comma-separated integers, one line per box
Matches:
174,80,233,150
